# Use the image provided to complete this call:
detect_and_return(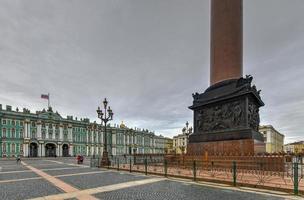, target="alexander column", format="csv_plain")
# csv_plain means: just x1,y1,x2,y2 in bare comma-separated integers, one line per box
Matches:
188,0,265,155
210,0,243,85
